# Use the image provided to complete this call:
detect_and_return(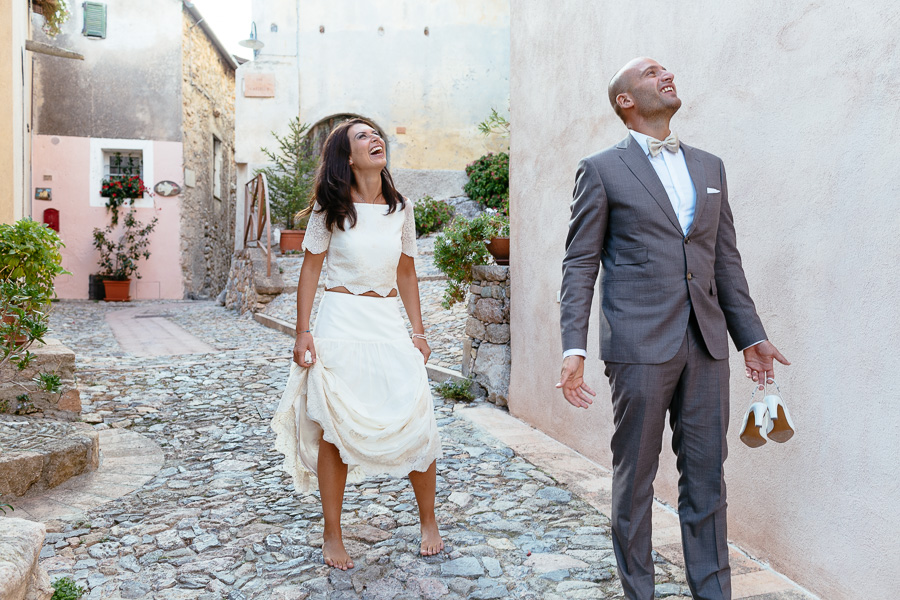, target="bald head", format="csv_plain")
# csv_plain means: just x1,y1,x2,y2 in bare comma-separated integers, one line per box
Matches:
608,57,649,123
